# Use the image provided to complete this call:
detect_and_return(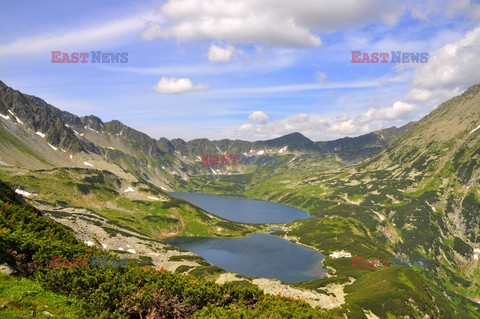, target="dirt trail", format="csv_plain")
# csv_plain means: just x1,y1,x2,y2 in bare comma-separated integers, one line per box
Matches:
216,273,354,309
